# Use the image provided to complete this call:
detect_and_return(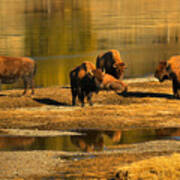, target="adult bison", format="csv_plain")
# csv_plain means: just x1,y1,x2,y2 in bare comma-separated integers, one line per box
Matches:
69,61,102,107
0,56,36,95
70,61,127,107
96,49,126,79
154,55,180,98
